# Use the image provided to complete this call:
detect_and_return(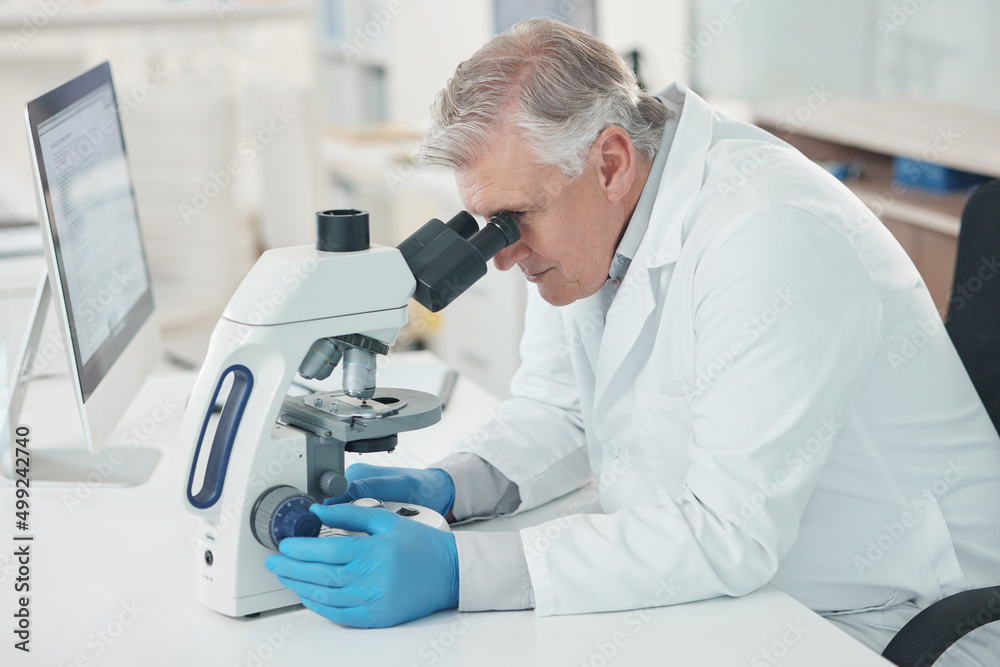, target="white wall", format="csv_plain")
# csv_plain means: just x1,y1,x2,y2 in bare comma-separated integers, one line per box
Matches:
598,0,690,90
689,0,875,105
872,0,1000,114
690,0,1000,114
380,0,690,130
385,1,494,129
